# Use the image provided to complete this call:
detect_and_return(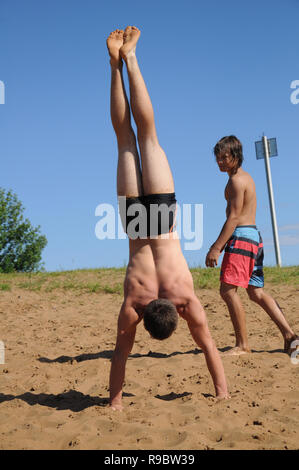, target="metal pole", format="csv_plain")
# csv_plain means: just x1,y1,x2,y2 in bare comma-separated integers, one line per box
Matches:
262,135,282,267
